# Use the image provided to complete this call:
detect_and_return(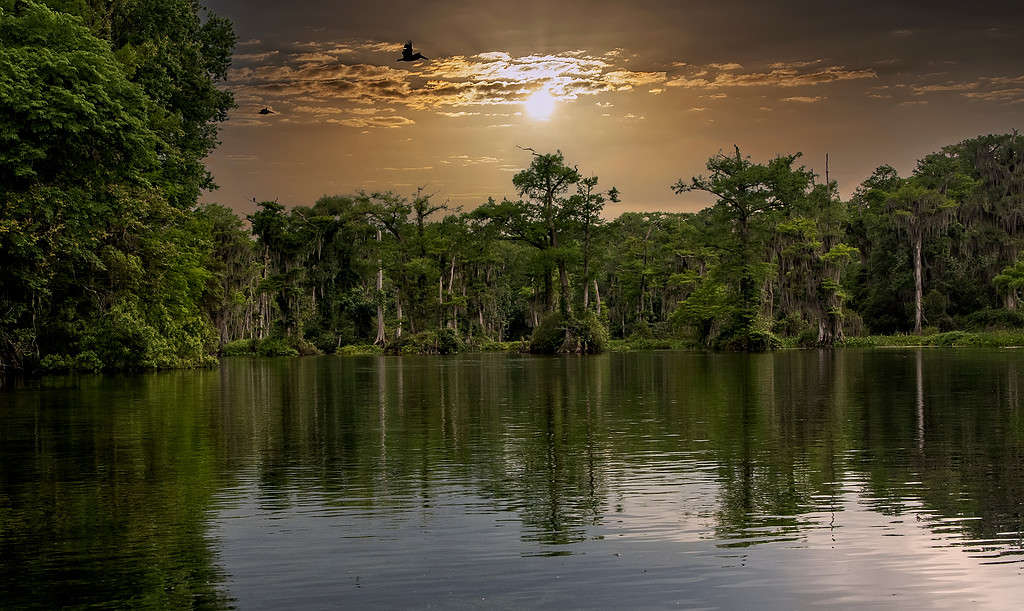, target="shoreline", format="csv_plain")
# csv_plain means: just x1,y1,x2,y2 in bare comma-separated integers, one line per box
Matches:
10,331,1024,378
225,330,1024,357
